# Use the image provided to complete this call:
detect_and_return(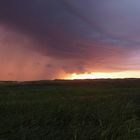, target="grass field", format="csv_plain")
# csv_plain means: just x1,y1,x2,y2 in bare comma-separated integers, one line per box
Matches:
0,79,140,140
